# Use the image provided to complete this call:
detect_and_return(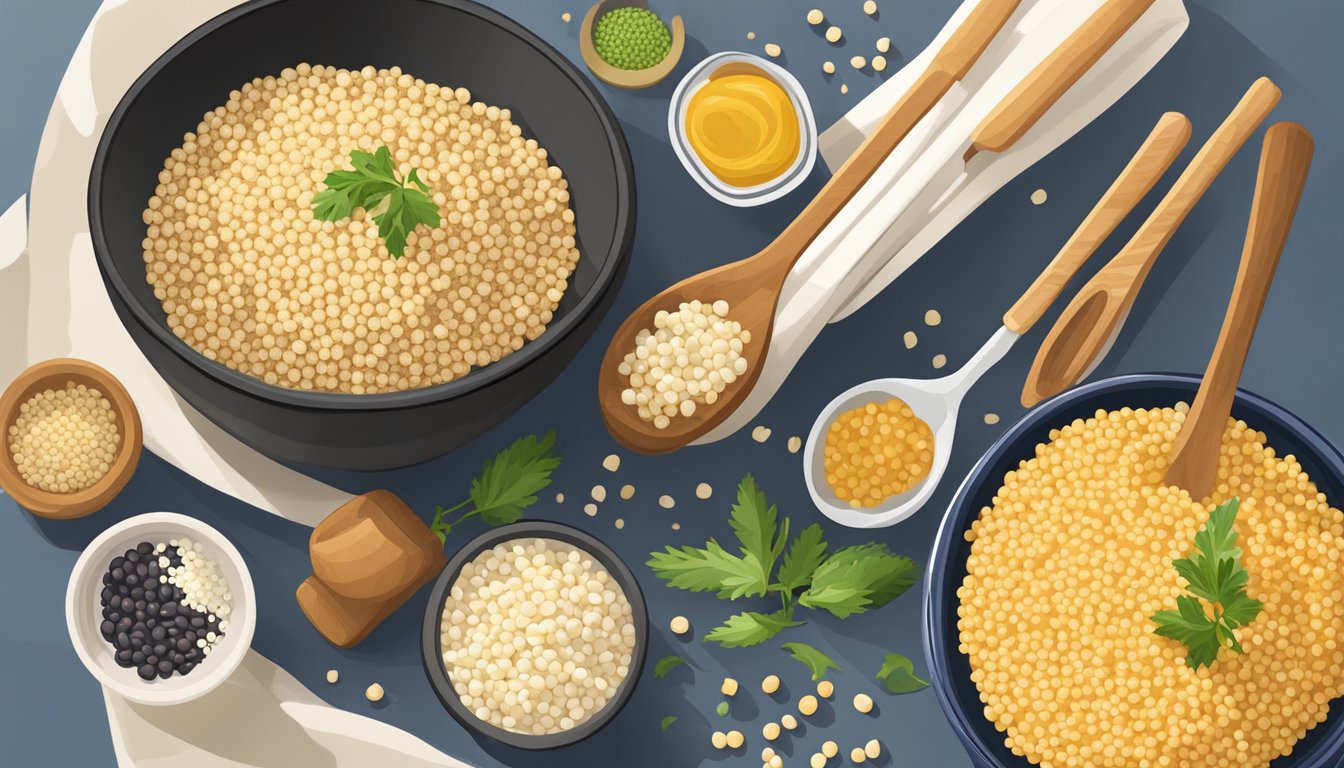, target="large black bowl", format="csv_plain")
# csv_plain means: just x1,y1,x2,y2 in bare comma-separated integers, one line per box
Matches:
421,521,648,749
925,374,1344,767
90,0,634,470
